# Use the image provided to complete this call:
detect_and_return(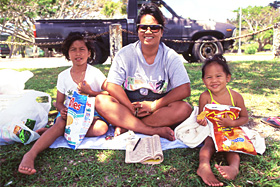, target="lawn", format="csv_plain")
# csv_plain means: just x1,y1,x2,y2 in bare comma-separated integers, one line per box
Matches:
0,59,280,186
